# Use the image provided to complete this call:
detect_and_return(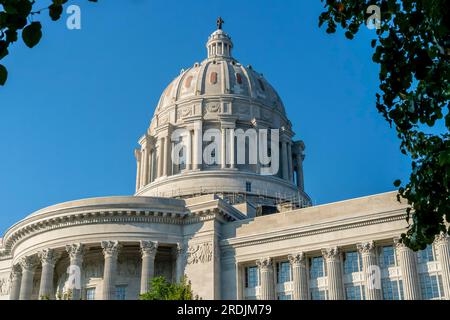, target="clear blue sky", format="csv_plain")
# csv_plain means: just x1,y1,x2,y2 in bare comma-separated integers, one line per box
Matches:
0,0,411,234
